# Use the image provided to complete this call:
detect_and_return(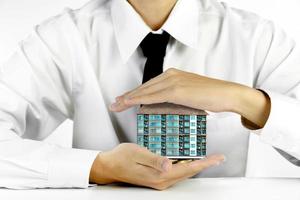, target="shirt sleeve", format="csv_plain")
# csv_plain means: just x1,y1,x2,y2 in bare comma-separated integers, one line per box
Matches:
0,10,99,189
246,19,300,161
